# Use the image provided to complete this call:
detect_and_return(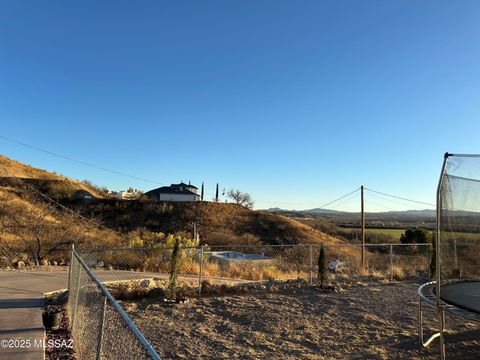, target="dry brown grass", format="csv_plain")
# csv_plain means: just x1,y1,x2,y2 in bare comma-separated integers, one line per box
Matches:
391,265,407,281
0,182,120,265
0,154,106,198
211,262,302,281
